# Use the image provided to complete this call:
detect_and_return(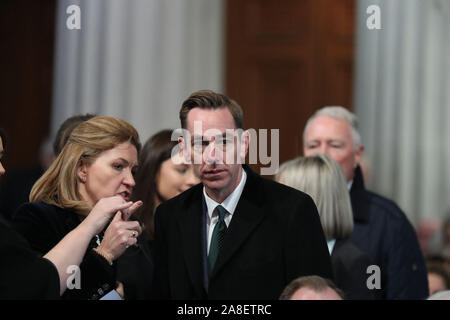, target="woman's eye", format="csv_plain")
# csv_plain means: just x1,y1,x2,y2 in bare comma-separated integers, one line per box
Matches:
176,165,188,174
113,164,123,170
